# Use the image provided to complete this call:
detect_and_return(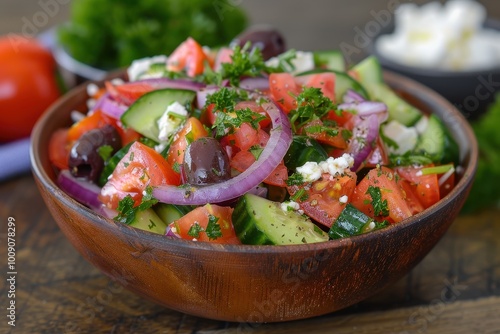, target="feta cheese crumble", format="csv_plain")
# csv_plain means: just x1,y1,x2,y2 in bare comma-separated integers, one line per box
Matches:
127,55,168,81
266,51,315,75
296,154,354,183
157,101,188,142
382,120,418,155
339,195,348,204
281,200,301,212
